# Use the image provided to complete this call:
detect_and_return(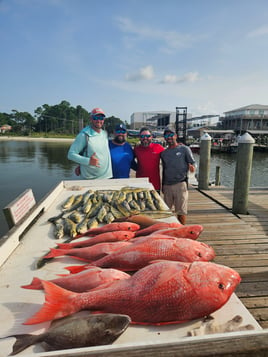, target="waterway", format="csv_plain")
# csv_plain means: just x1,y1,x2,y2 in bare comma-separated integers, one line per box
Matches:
0,139,267,238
